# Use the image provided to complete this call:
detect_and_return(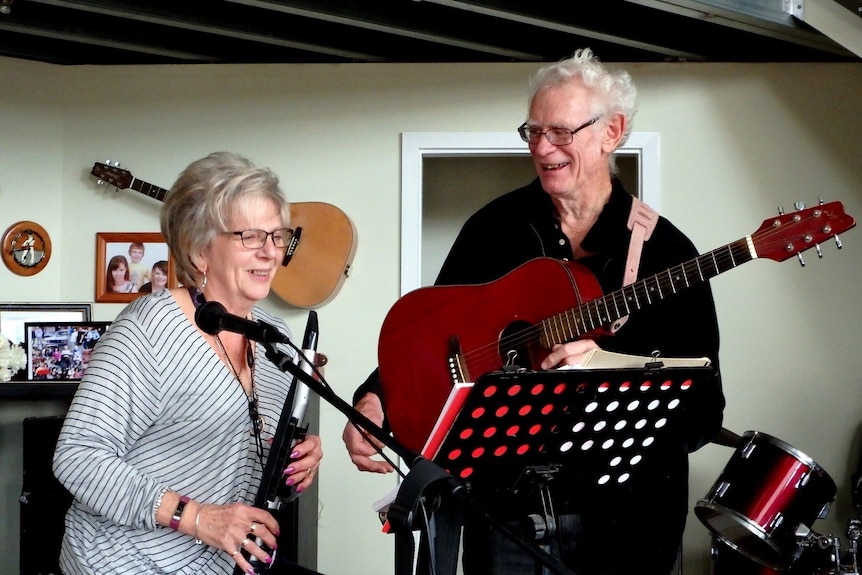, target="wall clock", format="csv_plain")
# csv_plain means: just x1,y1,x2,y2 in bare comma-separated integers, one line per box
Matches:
2,221,52,276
